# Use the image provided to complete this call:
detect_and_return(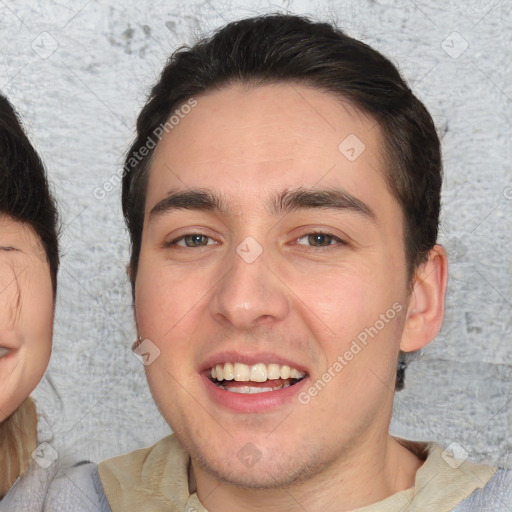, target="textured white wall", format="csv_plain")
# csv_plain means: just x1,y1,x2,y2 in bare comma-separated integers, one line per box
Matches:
0,0,510,469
